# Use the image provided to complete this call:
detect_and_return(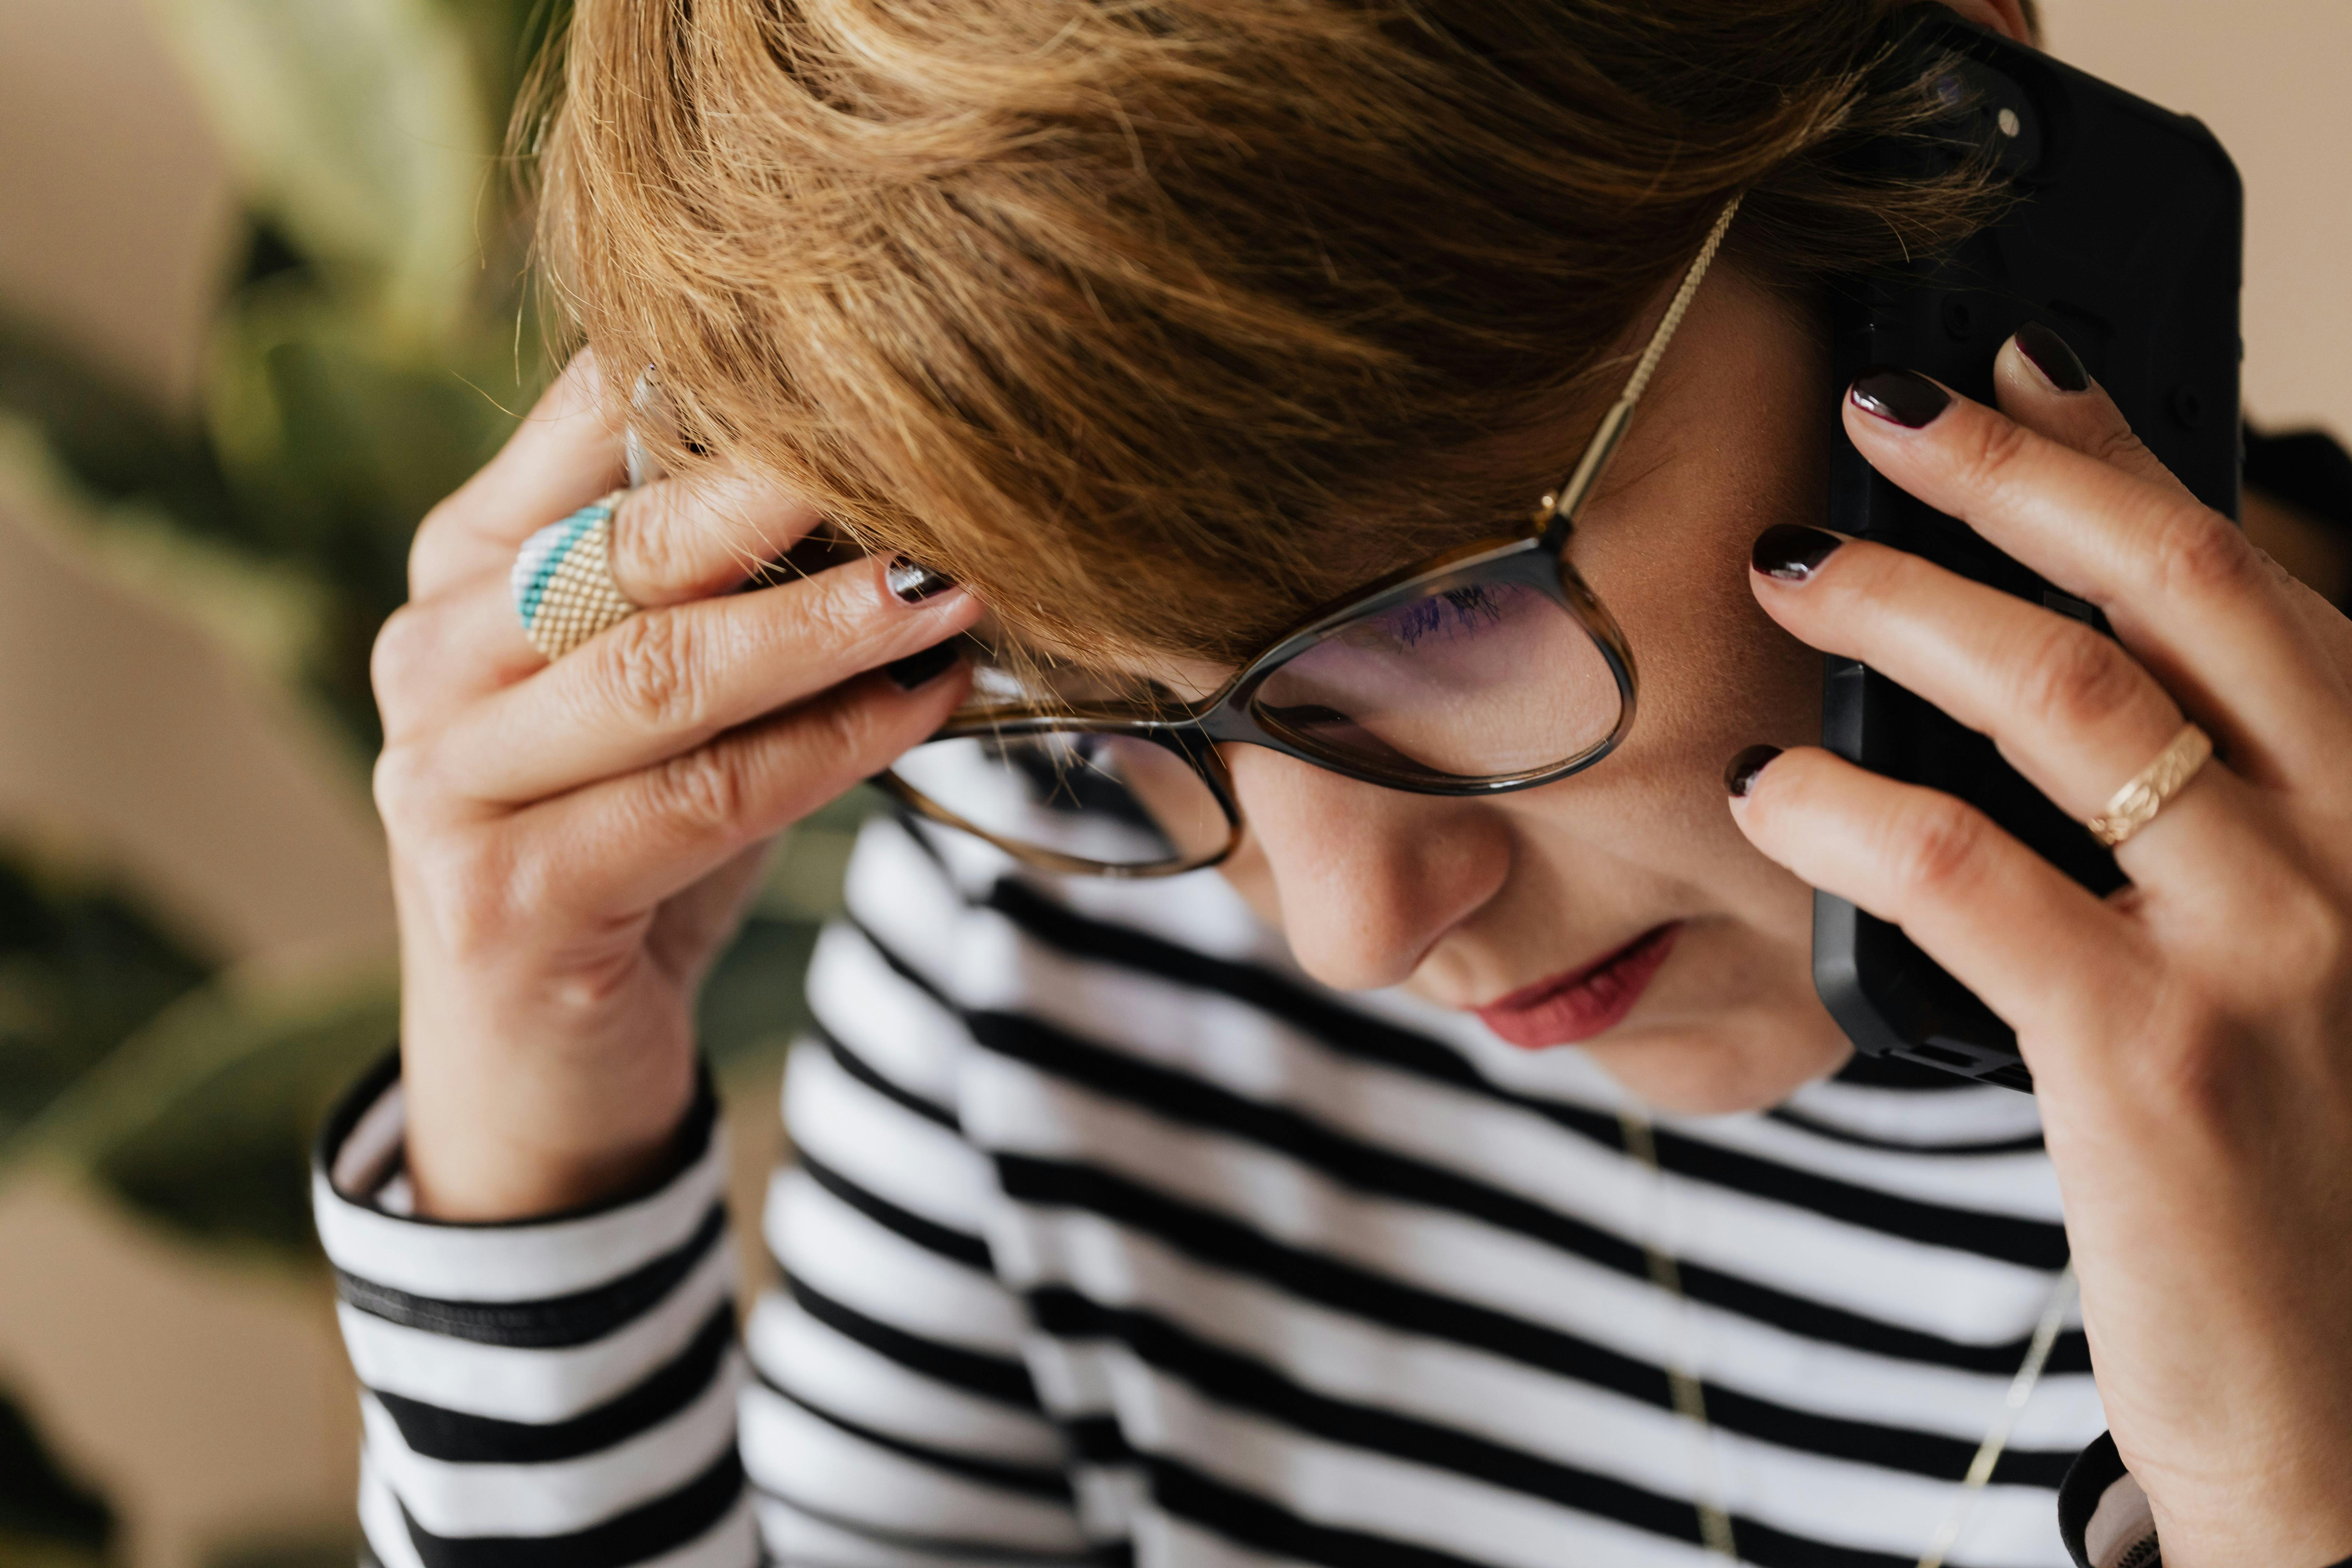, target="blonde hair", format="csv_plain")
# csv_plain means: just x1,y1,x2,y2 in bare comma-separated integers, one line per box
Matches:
525,0,1994,661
